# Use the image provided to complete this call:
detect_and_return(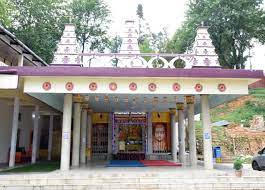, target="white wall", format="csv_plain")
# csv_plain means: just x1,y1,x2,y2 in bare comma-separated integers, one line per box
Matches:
0,101,12,163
